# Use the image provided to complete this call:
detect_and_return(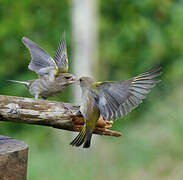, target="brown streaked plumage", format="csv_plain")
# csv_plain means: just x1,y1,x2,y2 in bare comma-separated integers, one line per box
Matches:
8,32,77,99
